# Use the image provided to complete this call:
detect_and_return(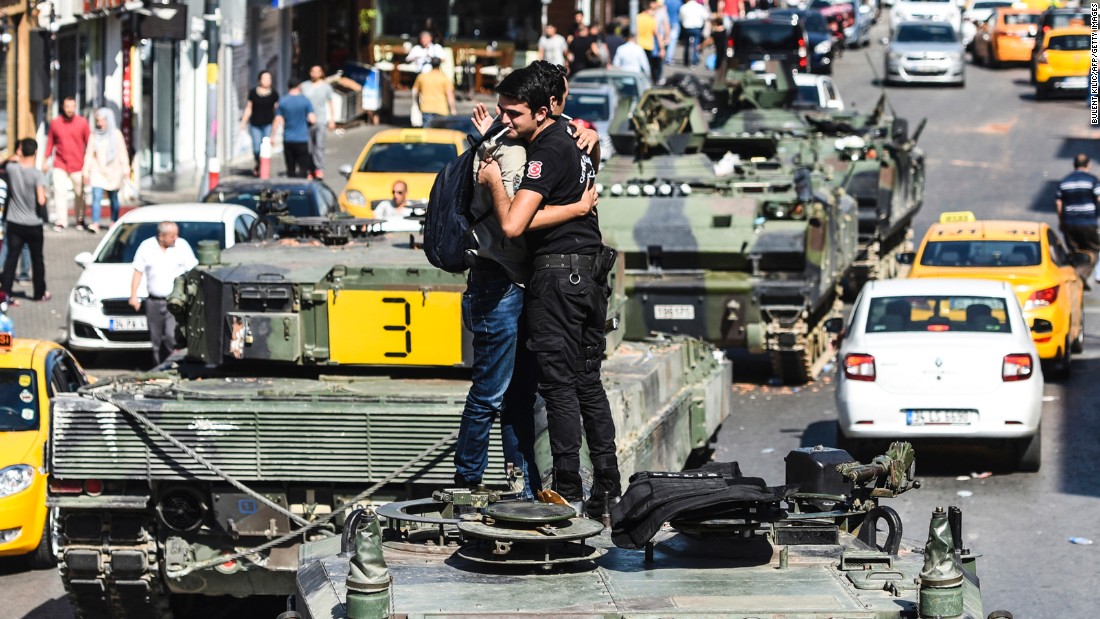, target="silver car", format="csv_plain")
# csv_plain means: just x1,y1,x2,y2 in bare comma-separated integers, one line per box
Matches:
564,85,619,156
884,22,966,86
